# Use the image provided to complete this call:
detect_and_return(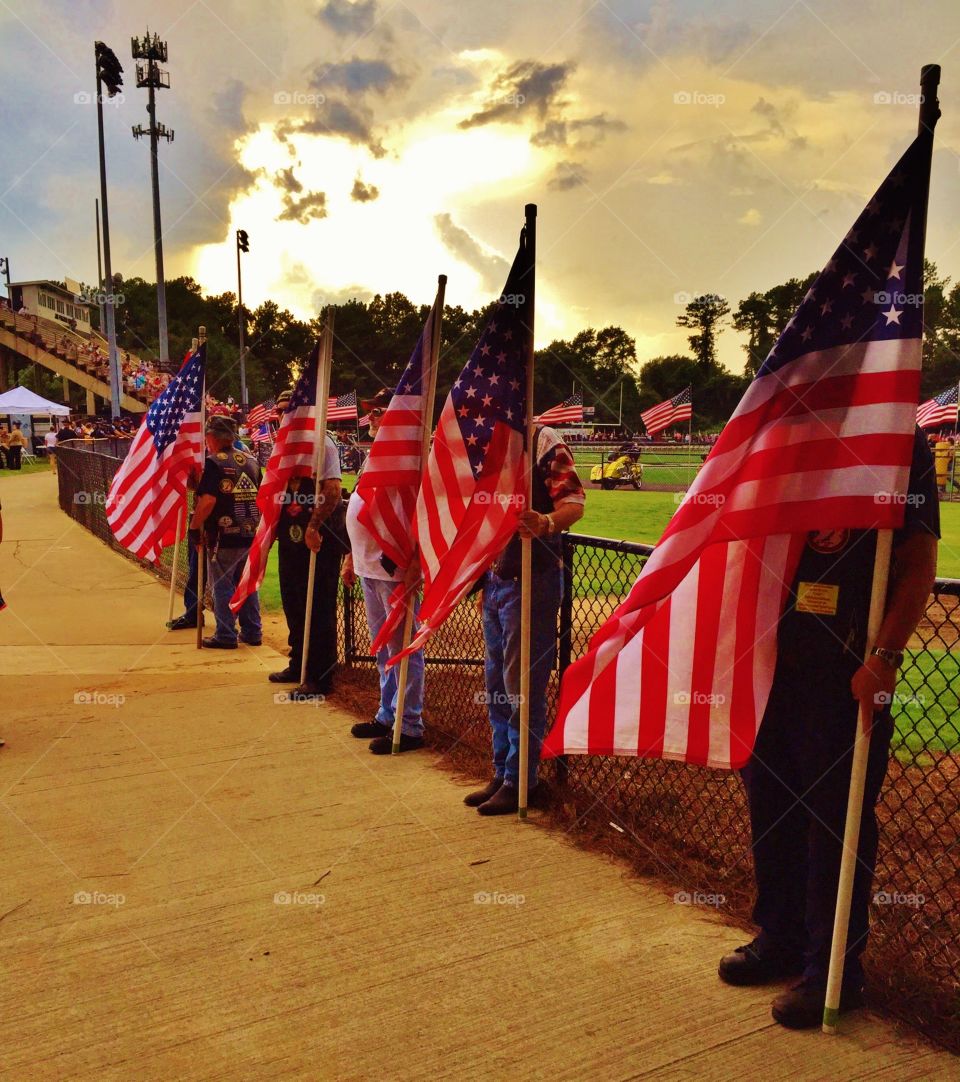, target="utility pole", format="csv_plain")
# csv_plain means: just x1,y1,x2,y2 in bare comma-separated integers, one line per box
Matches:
236,228,250,409
94,41,123,418
131,31,173,371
